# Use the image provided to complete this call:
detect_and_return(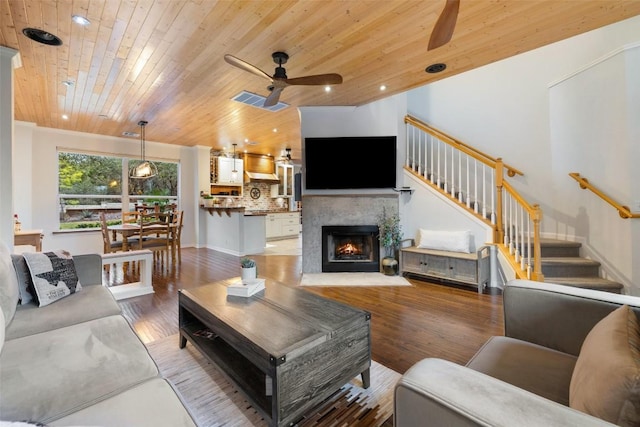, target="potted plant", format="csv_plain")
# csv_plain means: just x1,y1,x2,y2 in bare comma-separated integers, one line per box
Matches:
202,194,214,207
240,257,257,283
377,208,403,275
